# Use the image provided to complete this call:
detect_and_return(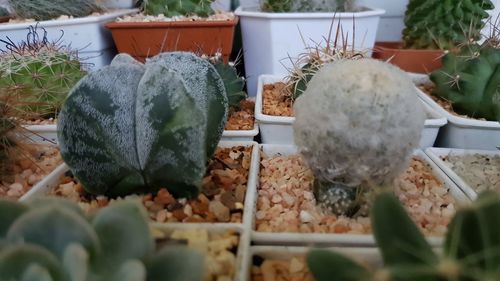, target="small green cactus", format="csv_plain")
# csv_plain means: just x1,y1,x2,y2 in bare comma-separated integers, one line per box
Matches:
58,52,228,199
0,26,86,117
9,0,101,20
261,0,358,12
430,42,500,121
0,6,9,17
402,0,494,49
0,198,204,281
212,60,246,109
293,59,426,217
308,191,500,281
143,0,214,17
